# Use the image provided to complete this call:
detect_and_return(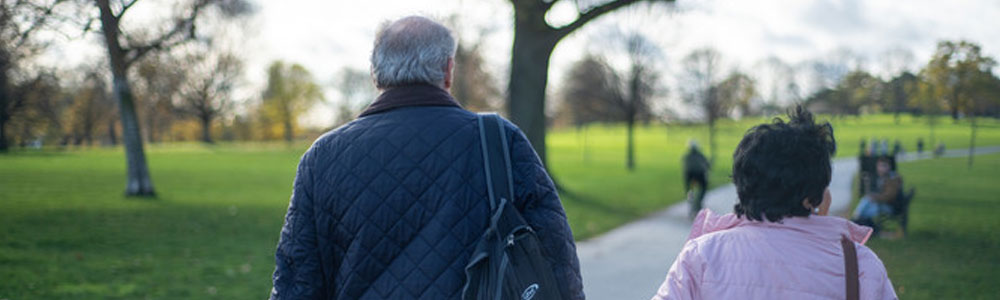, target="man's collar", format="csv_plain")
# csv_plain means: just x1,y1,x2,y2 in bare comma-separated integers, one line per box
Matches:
358,83,462,117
